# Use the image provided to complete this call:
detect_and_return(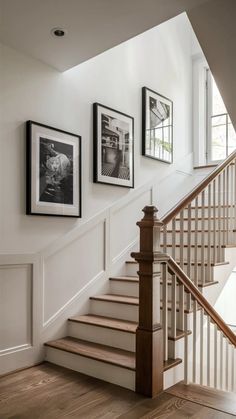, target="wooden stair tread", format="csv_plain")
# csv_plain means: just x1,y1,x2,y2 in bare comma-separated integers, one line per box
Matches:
90,294,139,305
161,244,220,248
109,276,139,283
45,337,136,371
69,313,190,340
164,358,182,371
193,164,218,169
222,244,236,248
45,337,182,374
175,217,233,221
166,229,231,233
166,382,236,416
69,314,137,333
189,204,235,209
161,301,200,314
